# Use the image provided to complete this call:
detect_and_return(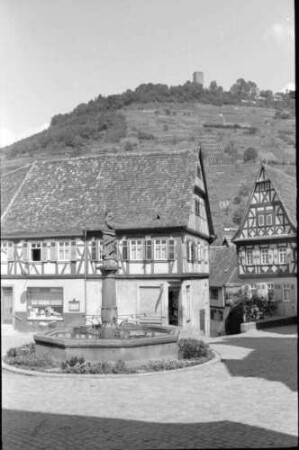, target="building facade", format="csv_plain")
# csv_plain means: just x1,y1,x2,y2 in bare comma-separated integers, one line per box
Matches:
1,148,215,334
232,164,297,316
